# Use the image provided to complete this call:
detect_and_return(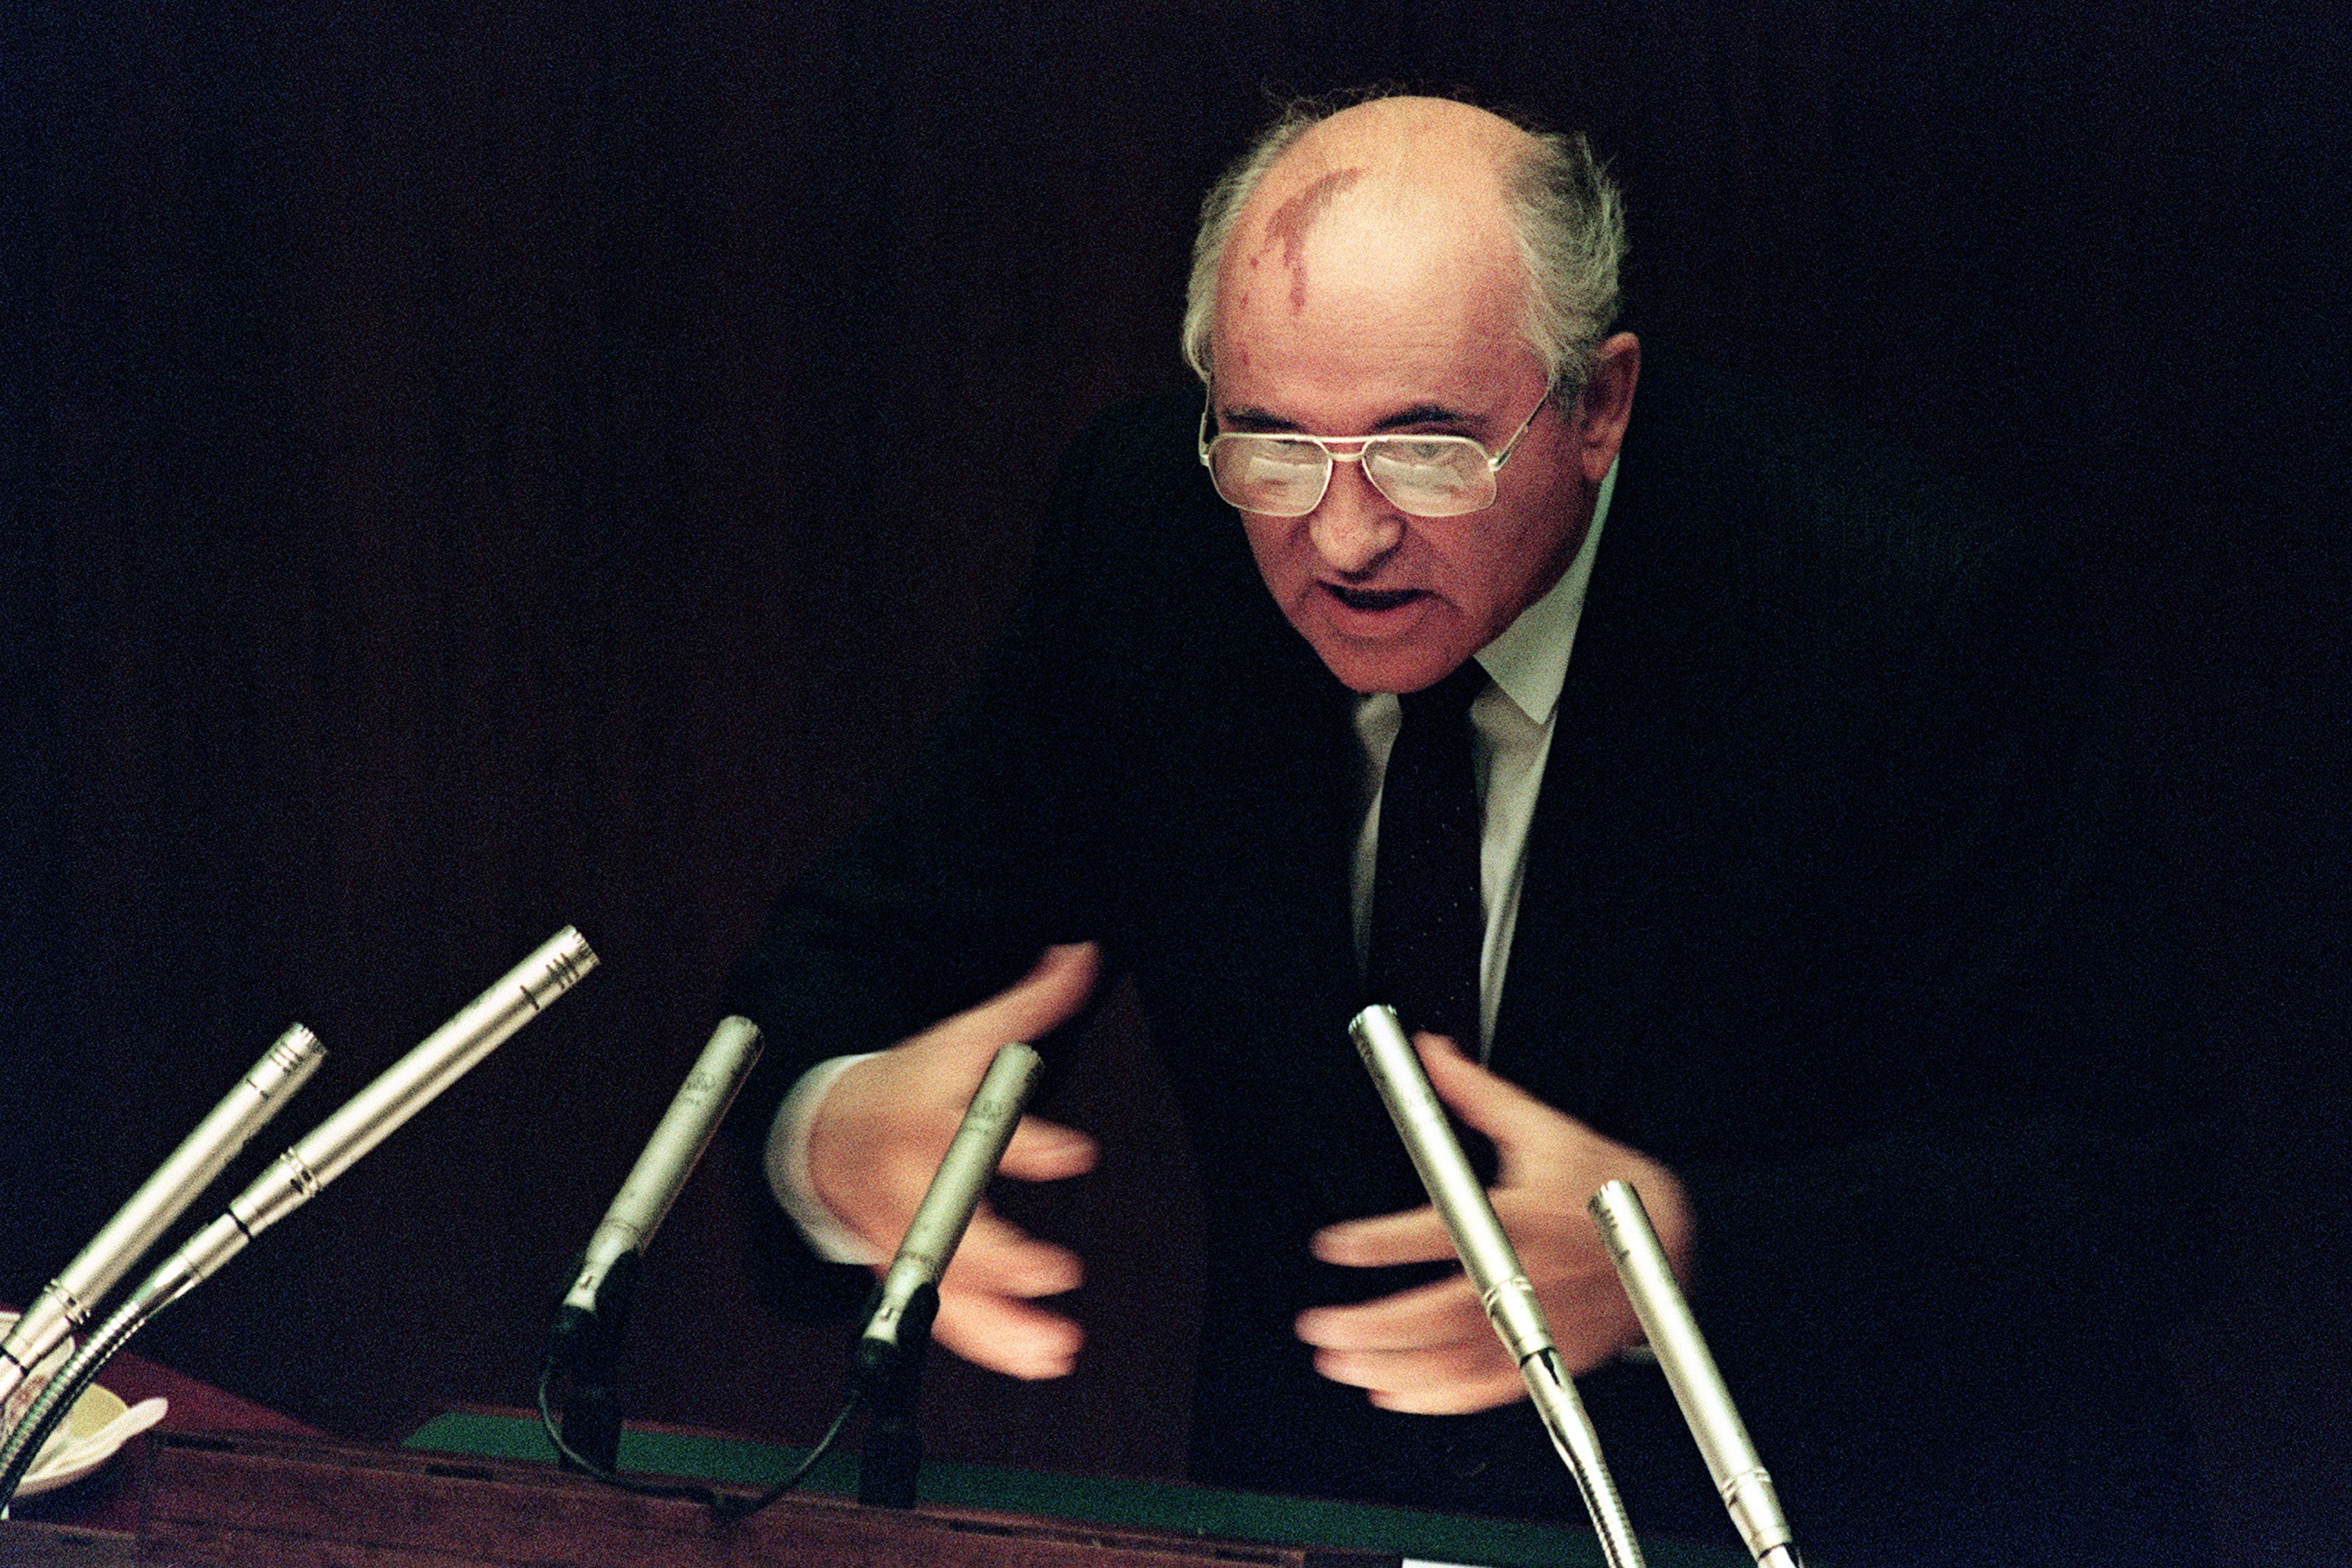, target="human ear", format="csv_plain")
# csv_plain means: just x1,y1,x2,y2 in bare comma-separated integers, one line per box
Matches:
1571,332,1640,486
